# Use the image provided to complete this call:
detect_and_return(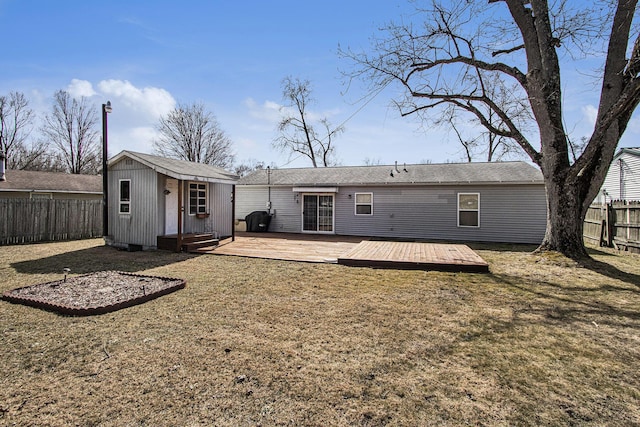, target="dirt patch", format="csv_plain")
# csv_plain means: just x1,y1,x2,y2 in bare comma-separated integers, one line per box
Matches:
2,271,185,315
